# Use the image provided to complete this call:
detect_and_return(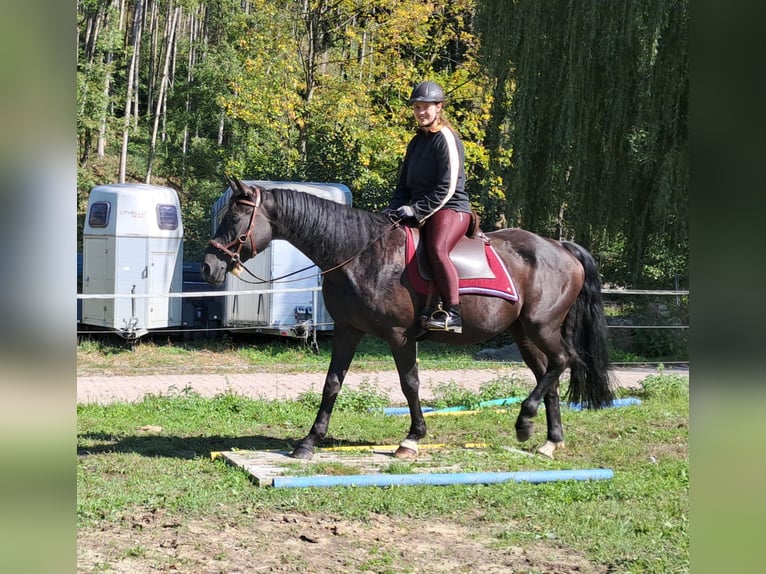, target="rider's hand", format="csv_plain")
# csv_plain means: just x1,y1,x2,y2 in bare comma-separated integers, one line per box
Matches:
393,205,416,221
